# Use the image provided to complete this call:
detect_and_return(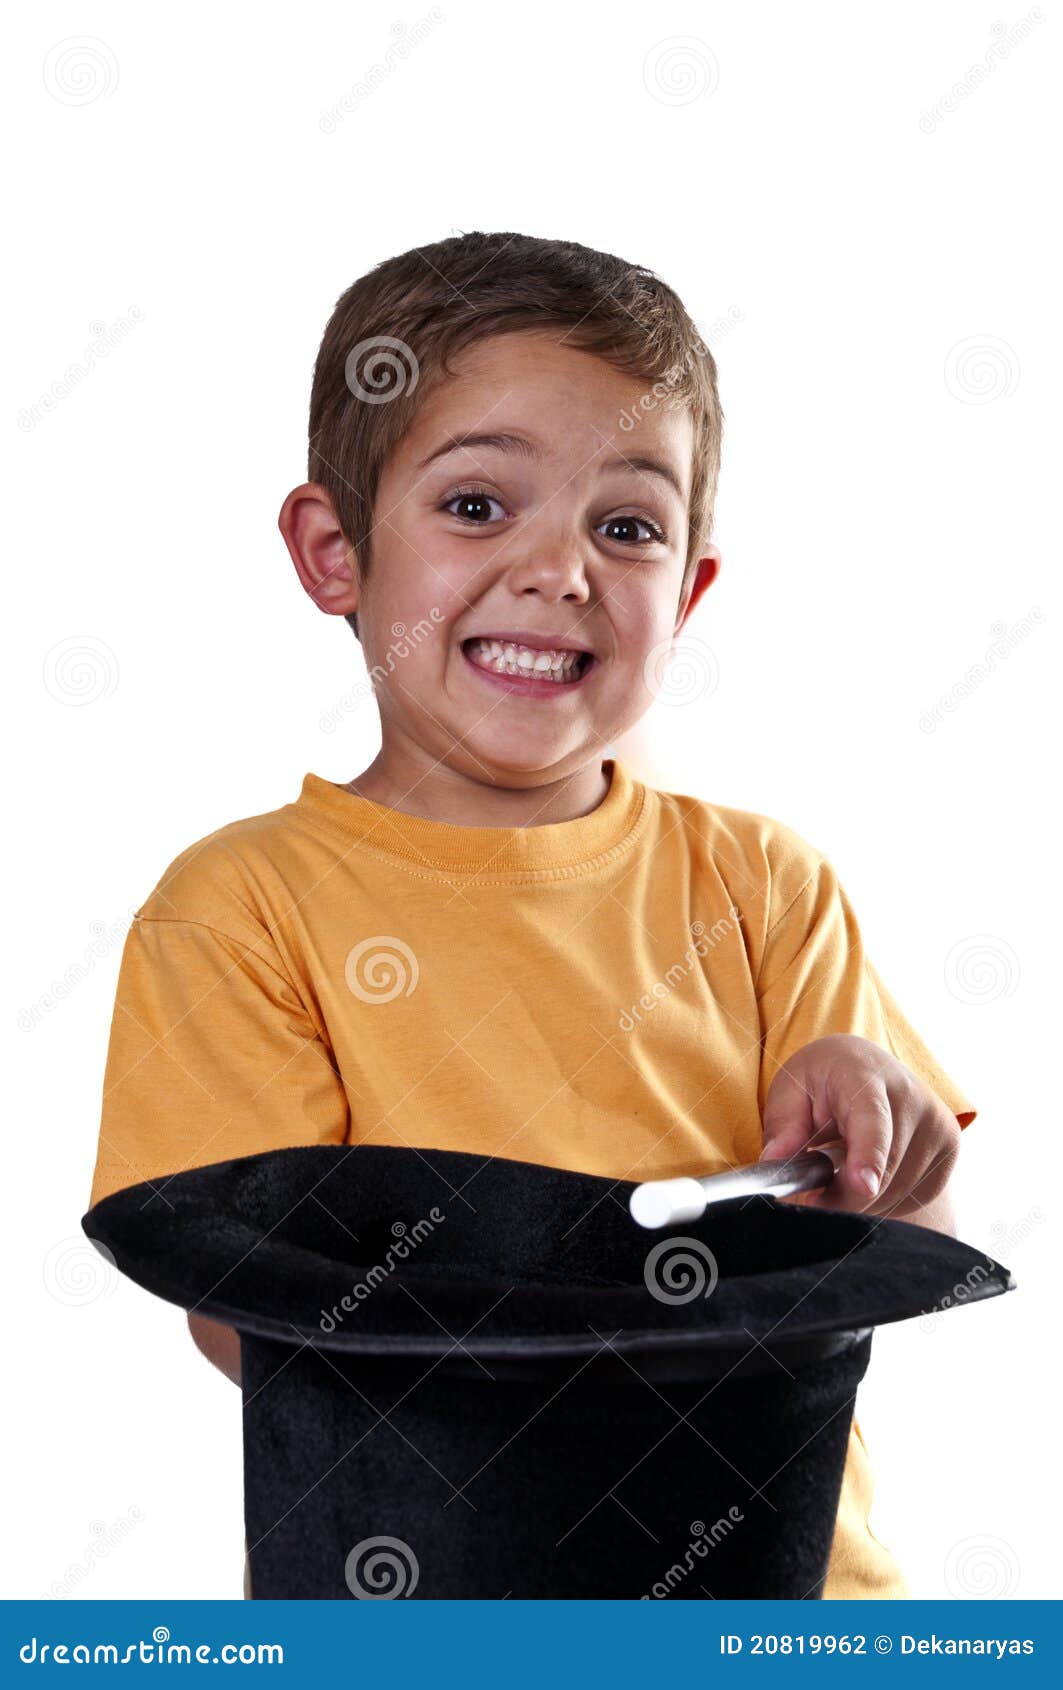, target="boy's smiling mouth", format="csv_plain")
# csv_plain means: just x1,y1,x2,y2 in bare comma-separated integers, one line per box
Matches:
460,634,597,695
